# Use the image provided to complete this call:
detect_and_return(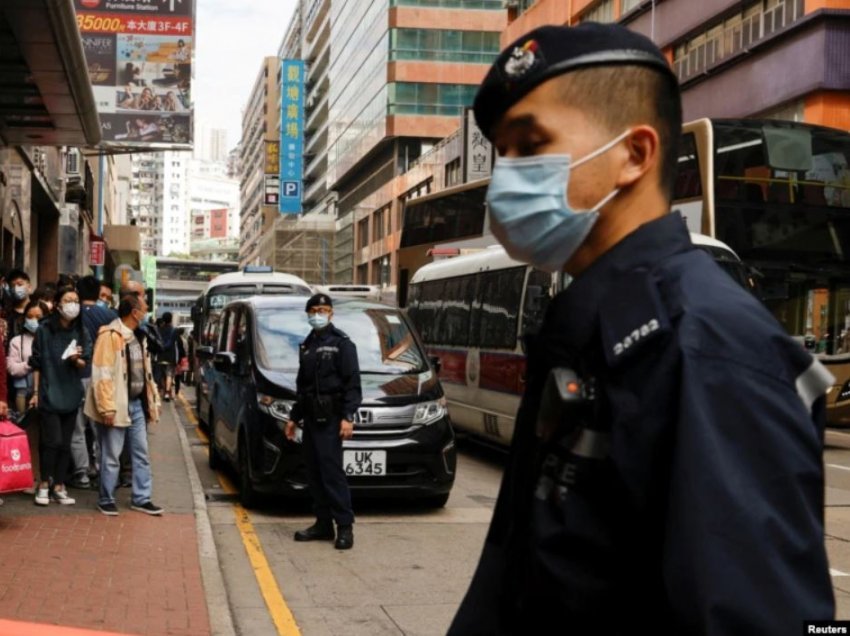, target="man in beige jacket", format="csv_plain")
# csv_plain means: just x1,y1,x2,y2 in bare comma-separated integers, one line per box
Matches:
86,294,162,516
